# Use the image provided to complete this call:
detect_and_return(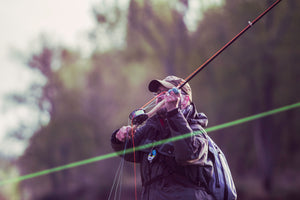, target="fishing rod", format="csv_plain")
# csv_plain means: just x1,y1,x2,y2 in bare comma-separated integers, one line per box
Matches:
129,0,283,126
179,0,282,90
127,2,283,199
